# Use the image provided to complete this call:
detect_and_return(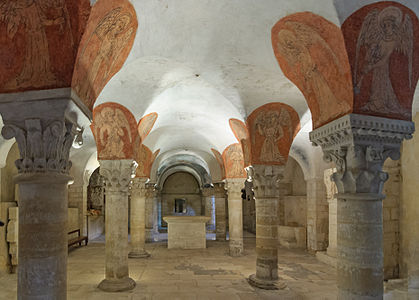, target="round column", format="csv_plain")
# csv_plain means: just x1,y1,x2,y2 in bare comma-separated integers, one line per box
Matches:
17,174,71,300
248,165,286,290
98,160,136,292
213,182,227,241
337,193,383,299
129,178,150,258
225,179,244,256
